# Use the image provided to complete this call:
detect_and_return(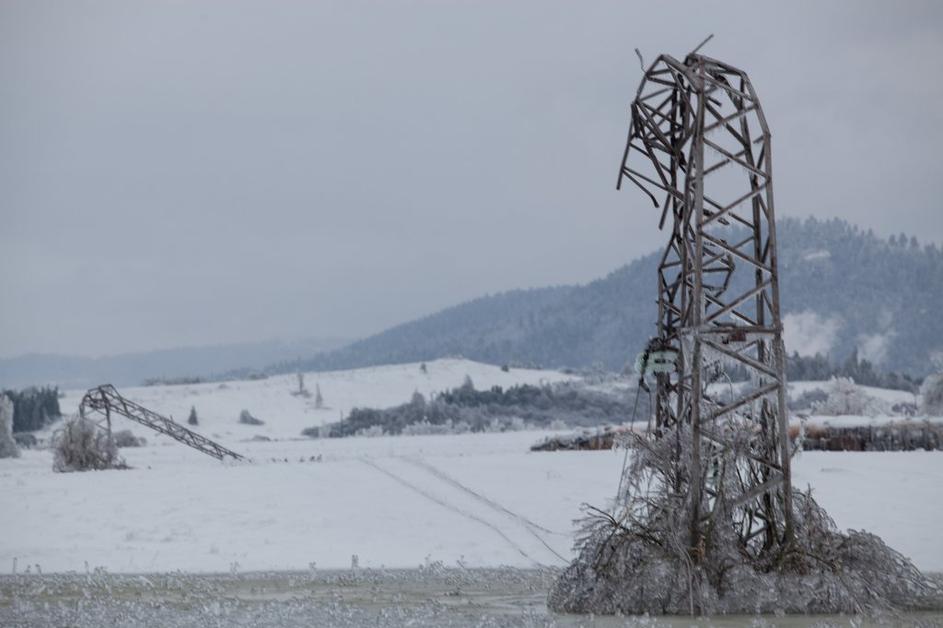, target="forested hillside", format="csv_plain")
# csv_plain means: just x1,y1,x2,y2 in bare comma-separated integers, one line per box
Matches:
283,218,943,377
